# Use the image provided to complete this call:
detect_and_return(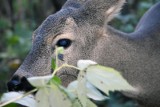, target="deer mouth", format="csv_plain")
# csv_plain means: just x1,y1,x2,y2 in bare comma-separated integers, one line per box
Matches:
7,76,35,92
56,69,79,87
59,74,78,87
